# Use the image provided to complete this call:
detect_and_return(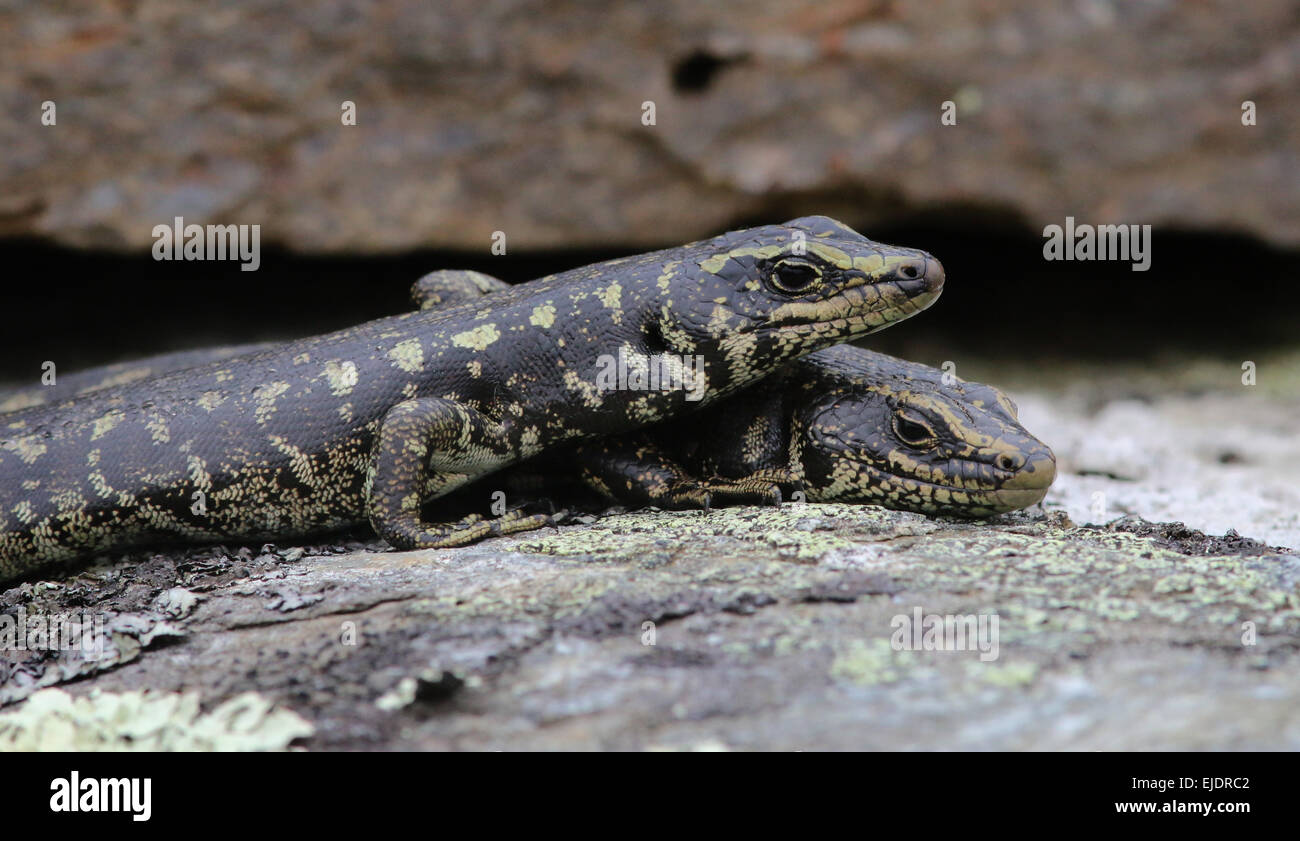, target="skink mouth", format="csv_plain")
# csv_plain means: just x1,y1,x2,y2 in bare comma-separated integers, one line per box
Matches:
769,282,941,339
769,255,945,331
928,451,1056,515
845,449,1053,516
